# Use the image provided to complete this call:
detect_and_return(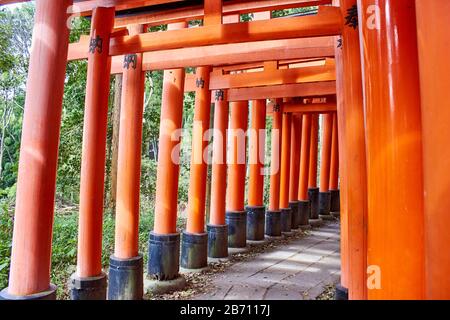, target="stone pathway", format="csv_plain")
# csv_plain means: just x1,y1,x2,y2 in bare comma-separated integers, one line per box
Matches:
193,222,341,300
